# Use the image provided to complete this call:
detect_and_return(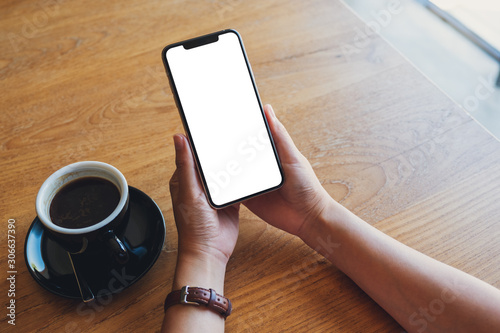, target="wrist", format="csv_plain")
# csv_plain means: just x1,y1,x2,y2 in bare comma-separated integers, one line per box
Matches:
298,200,347,252
163,252,229,331
177,238,233,267
297,197,338,243
172,251,227,292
